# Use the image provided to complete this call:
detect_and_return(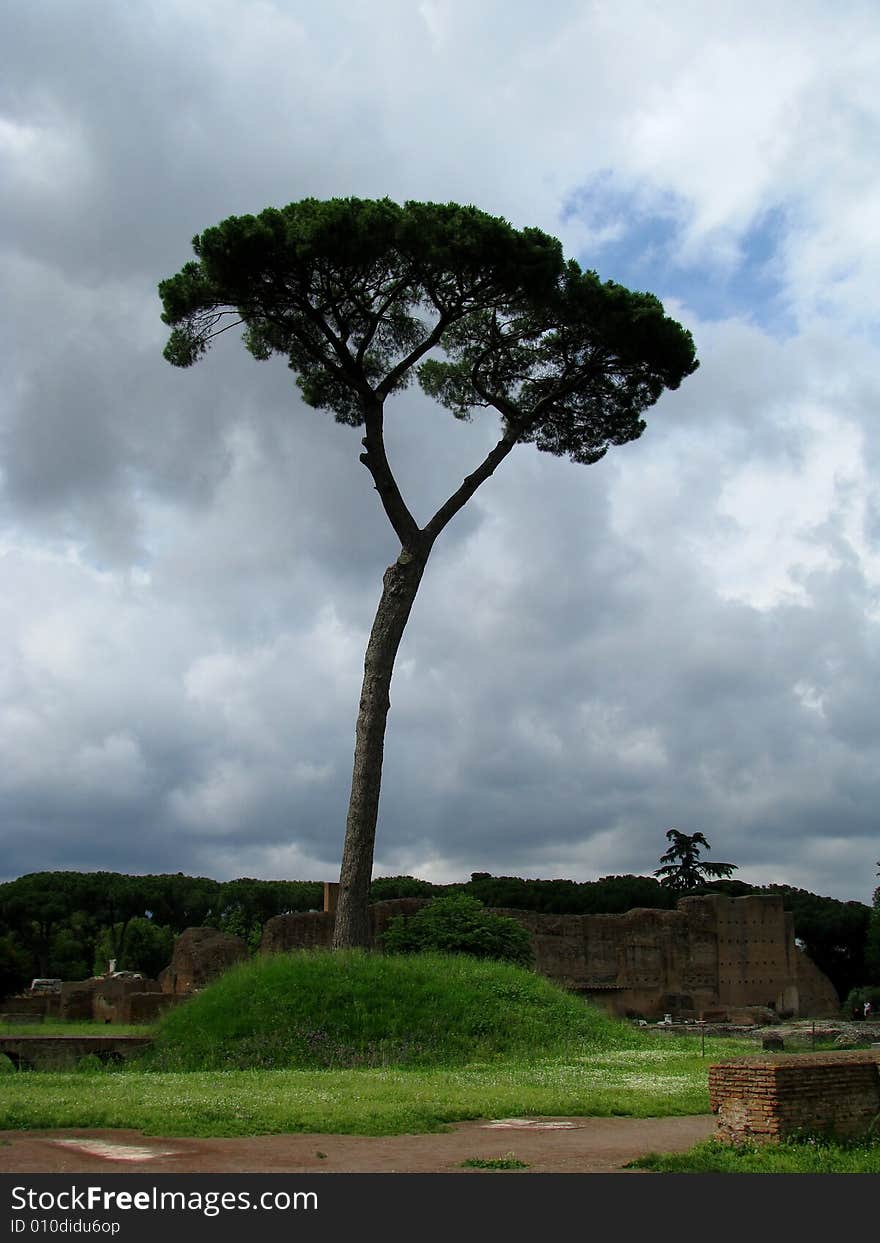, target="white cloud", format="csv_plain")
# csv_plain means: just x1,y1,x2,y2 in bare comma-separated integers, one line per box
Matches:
2,0,880,904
